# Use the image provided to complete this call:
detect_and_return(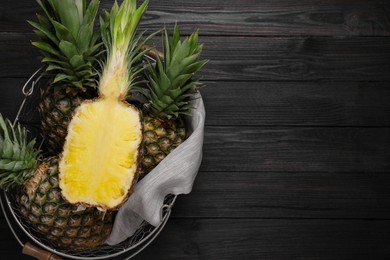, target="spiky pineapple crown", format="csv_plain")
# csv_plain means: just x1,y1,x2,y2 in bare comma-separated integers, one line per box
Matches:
143,25,208,120
99,0,149,100
0,115,40,190
29,0,101,91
